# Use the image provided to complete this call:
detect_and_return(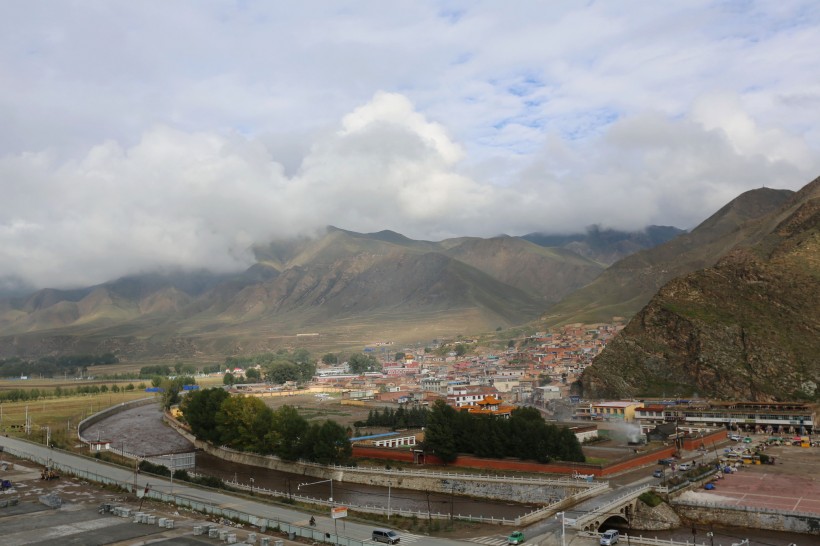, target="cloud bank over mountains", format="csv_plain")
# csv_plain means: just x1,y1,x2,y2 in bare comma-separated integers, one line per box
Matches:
1,2,819,289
